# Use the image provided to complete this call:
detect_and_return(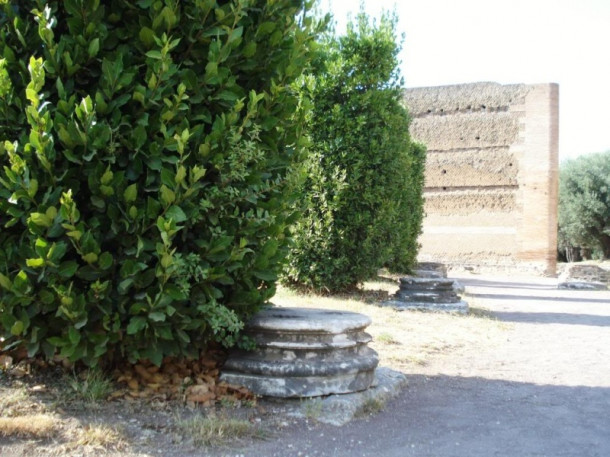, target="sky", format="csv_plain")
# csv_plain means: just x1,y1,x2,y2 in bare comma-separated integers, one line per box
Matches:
321,0,610,161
